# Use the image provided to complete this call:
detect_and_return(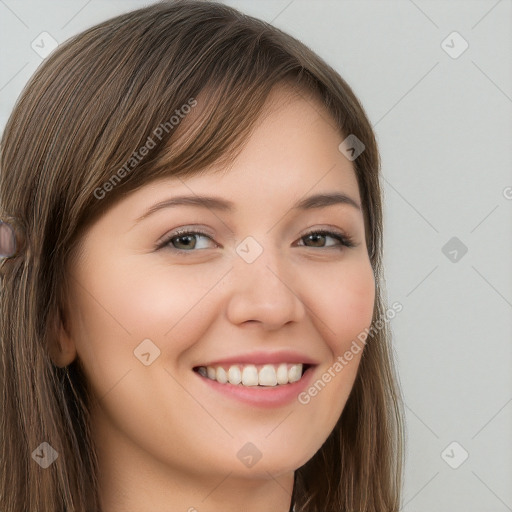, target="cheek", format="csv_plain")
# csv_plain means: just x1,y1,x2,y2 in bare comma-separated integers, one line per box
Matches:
71,260,229,369
67,281,136,400
286,258,375,460
122,262,229,340
305,256,375,354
